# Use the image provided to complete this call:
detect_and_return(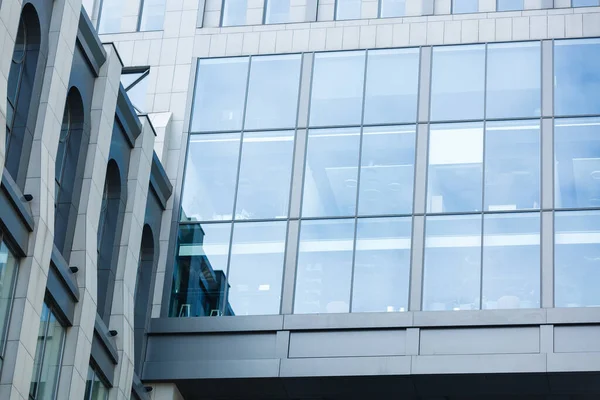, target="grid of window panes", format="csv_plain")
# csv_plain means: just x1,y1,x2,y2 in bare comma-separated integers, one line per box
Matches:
171,37,600,317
